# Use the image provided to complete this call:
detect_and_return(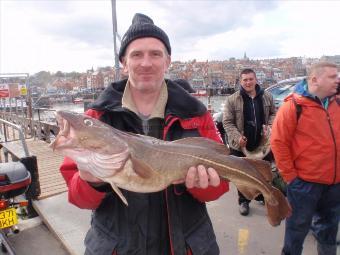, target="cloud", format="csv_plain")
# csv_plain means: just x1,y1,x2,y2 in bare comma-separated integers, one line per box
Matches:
39,16,112,48
19,1,113,47
155,1,278,38
144,1,279,59
0,0,339,74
